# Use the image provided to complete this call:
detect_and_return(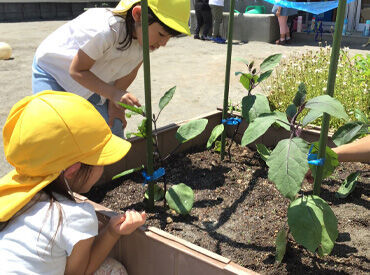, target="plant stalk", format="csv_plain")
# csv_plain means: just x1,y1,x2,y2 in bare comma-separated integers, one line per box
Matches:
220,0,235,160
313,0,346,196
141,0,154,209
